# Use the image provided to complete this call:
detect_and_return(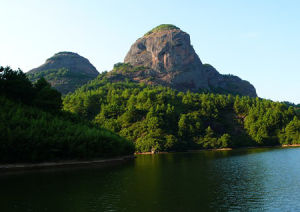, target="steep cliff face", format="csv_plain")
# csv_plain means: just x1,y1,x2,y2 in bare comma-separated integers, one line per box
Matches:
27,52,99,94
122,24,257,97
124,26,208,90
